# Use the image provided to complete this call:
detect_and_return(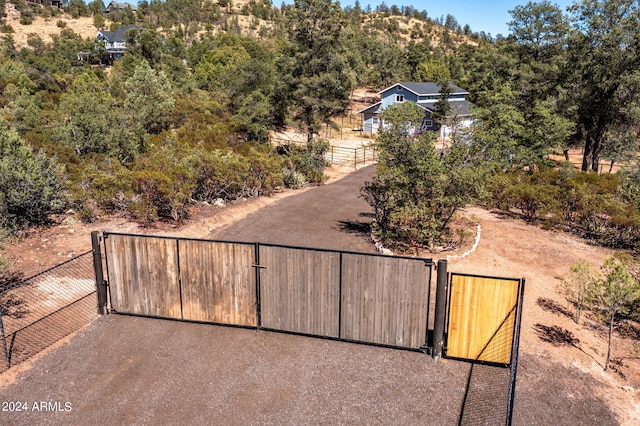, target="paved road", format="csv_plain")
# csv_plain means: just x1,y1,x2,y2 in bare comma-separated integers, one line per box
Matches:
211,165,378,253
